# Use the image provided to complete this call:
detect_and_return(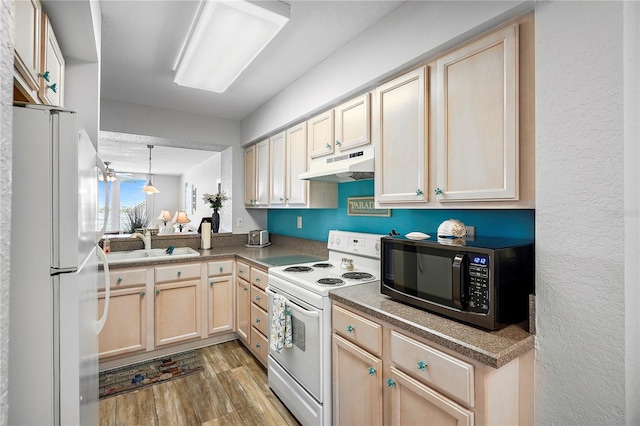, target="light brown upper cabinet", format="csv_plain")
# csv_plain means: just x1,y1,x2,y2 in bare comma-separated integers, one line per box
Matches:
245,139,270,207
38,13,65,107
269,131,288,207
285,123,310,206
435,24,519,202
14,0,42,103
334,93,371,152
308,109,335,159
14,1,65,107
373,67,428,204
